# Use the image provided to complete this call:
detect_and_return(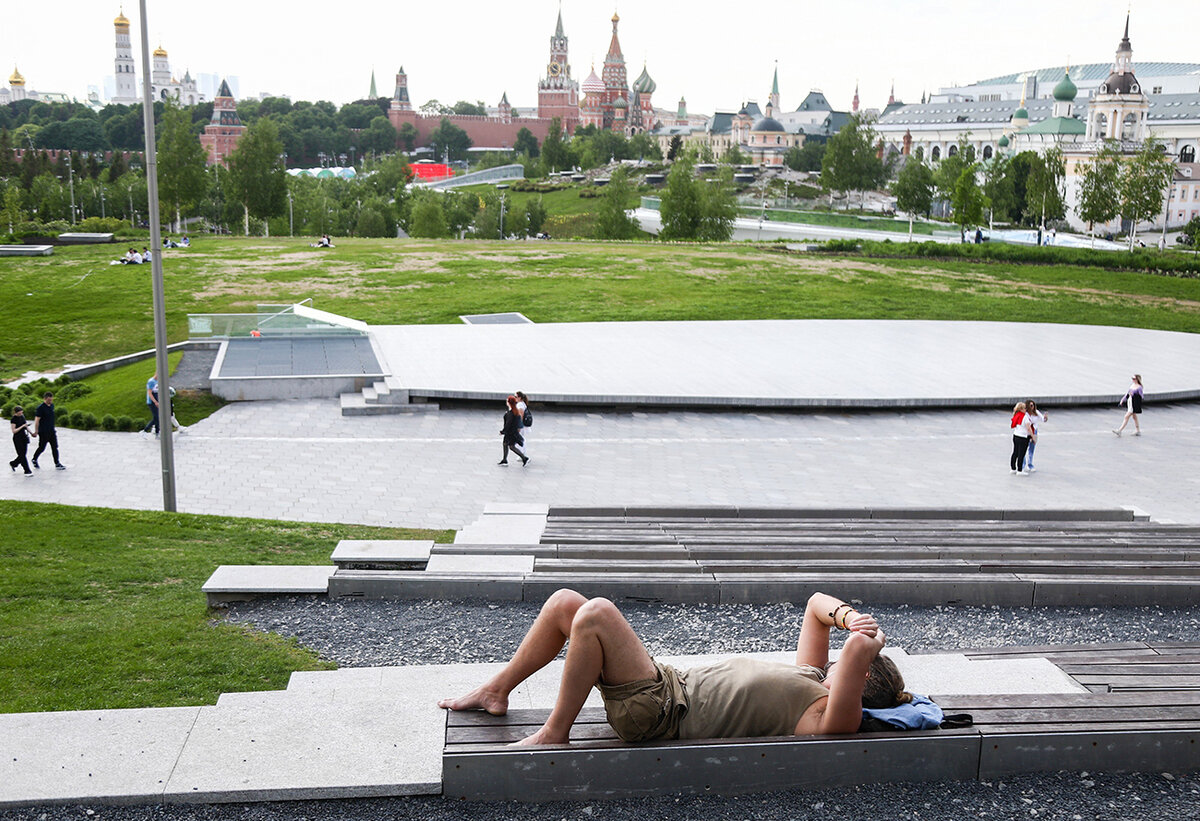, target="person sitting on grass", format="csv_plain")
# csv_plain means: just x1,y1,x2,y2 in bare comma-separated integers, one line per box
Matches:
439,590,909,745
